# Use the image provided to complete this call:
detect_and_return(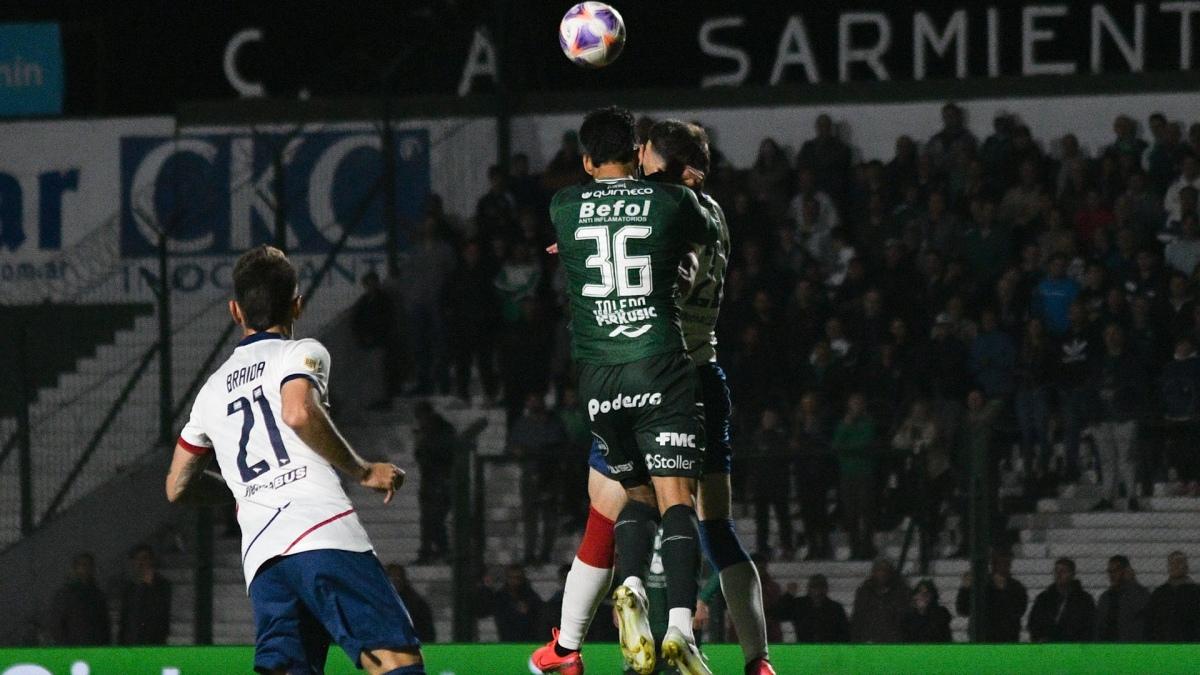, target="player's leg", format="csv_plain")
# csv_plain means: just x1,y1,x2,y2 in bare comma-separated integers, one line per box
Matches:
533,464,626,674
291,549,426,675
633,353,710,675
249,556,330,675
694,362,772,672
